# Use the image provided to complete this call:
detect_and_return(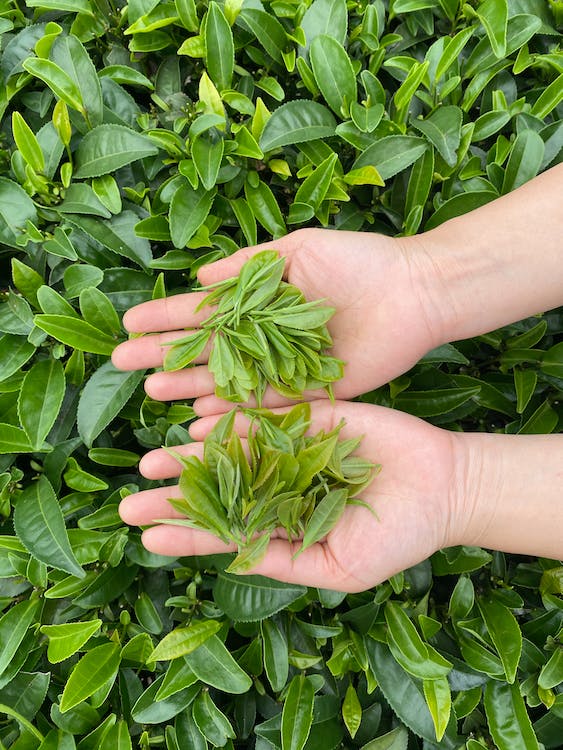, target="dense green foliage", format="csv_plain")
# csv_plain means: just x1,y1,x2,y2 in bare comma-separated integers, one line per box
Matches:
0,0,562,748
